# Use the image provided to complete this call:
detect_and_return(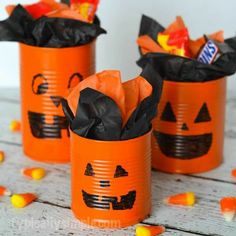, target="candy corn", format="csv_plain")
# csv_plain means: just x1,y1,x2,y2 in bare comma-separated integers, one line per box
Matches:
11,193,37,208
0,186,11,196
21,167,46,180
9,120,21,132
136,225,165,236
231,169,236,180
164,192,196,206
0,151,5,163
220,197,236,222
